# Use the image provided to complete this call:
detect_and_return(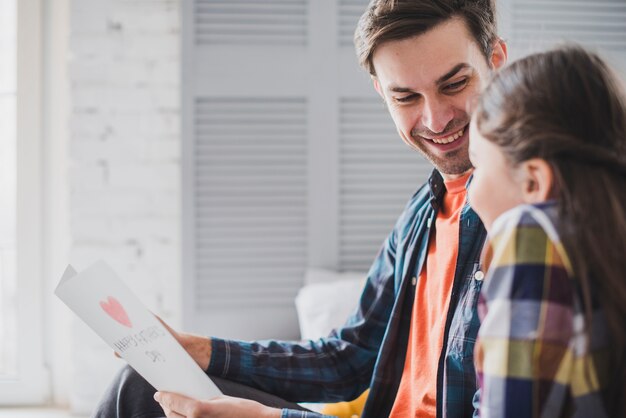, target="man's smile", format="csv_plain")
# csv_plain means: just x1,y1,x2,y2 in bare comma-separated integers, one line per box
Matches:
413,123,469,151
424,126,465,144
